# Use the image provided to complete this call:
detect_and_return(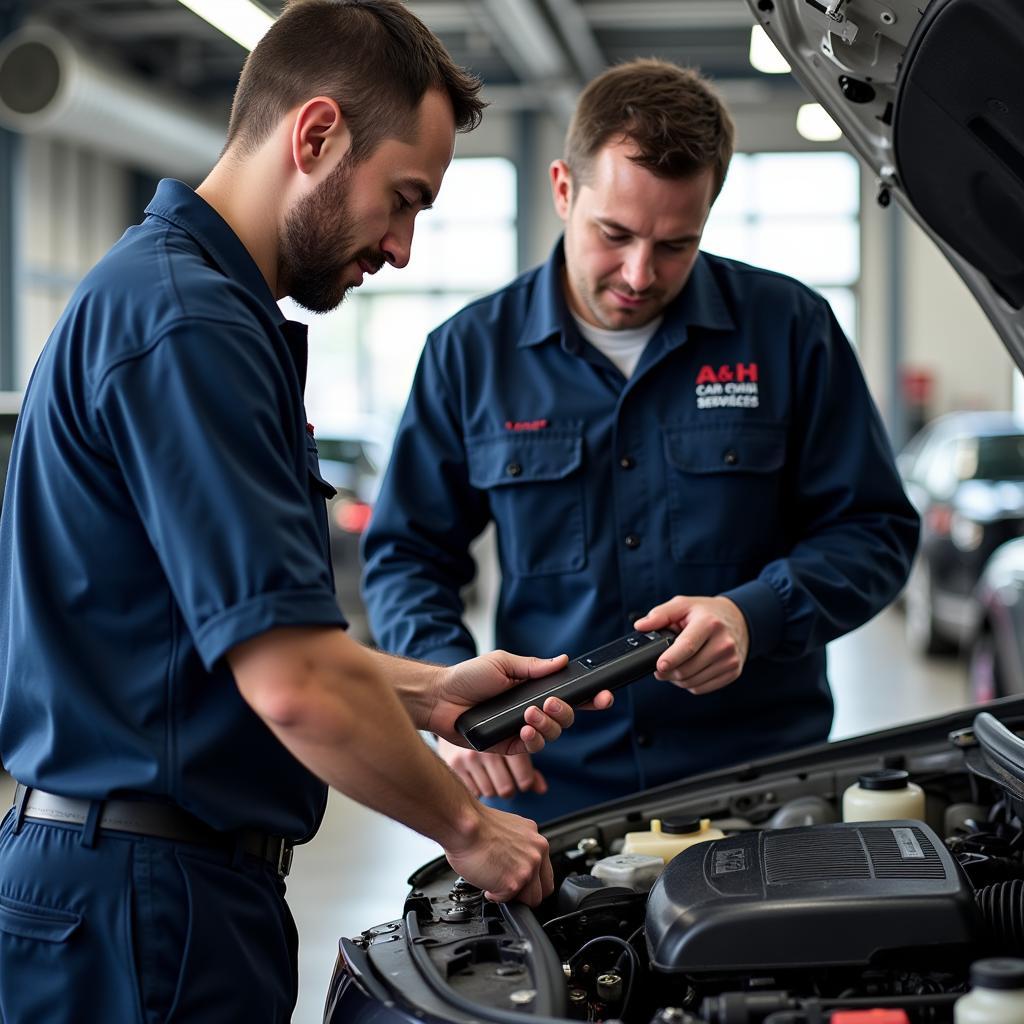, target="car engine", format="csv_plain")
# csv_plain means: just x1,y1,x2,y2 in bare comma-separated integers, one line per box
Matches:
331,710,1024,1024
